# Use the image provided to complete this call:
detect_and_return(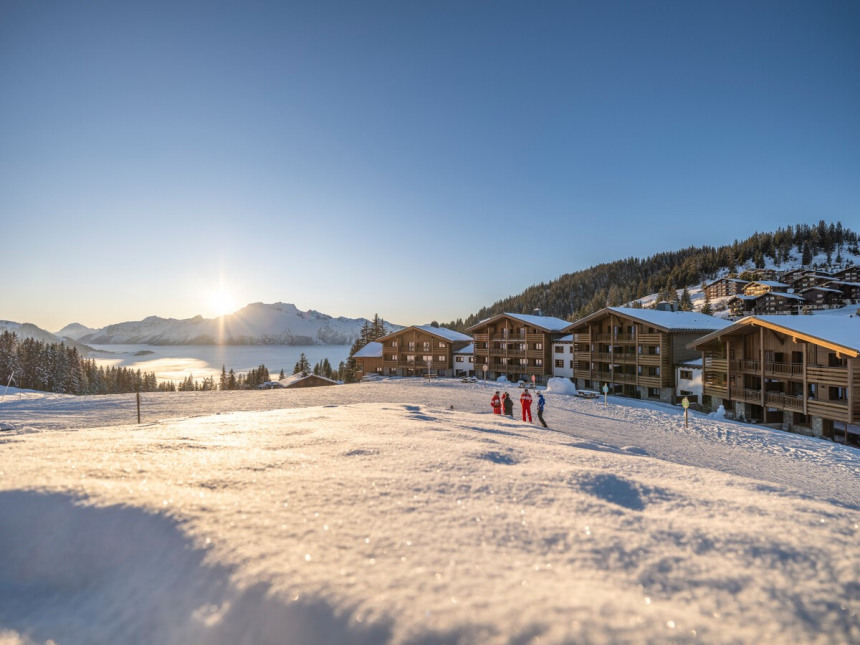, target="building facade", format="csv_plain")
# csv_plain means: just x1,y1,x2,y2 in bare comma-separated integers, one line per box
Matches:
468,313,571,384
690,315,860,441
379,325,472,377
565,307,730,403
551,334,574,380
